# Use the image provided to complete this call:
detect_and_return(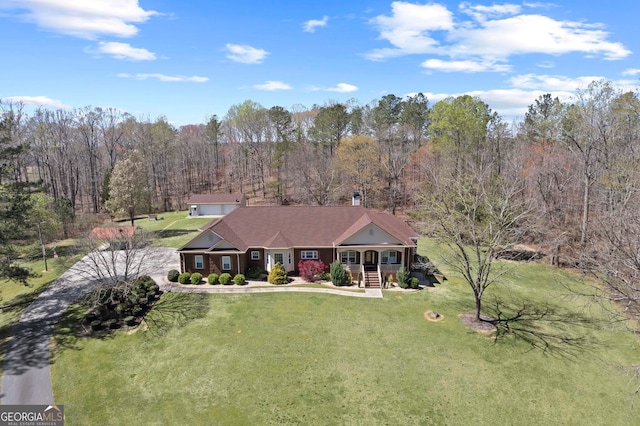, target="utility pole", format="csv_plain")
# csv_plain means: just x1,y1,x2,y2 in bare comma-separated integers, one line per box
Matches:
36,221,48,272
